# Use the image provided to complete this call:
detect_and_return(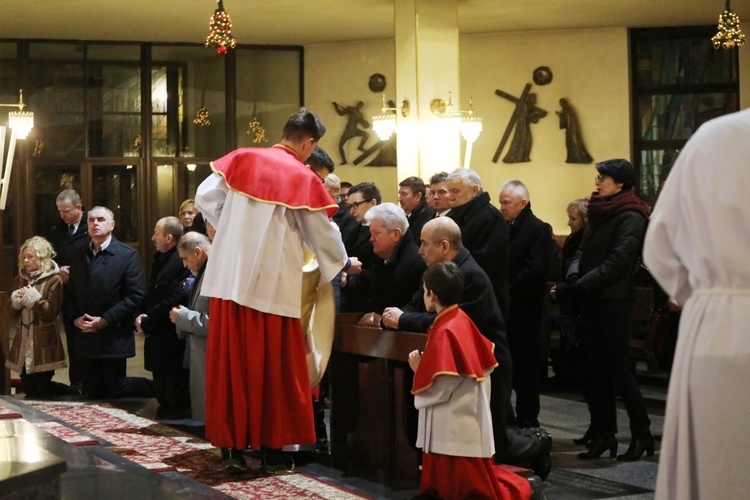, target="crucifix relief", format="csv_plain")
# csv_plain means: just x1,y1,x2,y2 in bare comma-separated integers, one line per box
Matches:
493,84,548,164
